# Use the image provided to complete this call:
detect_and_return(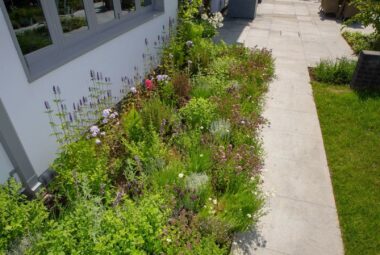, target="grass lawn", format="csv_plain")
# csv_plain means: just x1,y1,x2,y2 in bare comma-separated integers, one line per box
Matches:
312,82,380,255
